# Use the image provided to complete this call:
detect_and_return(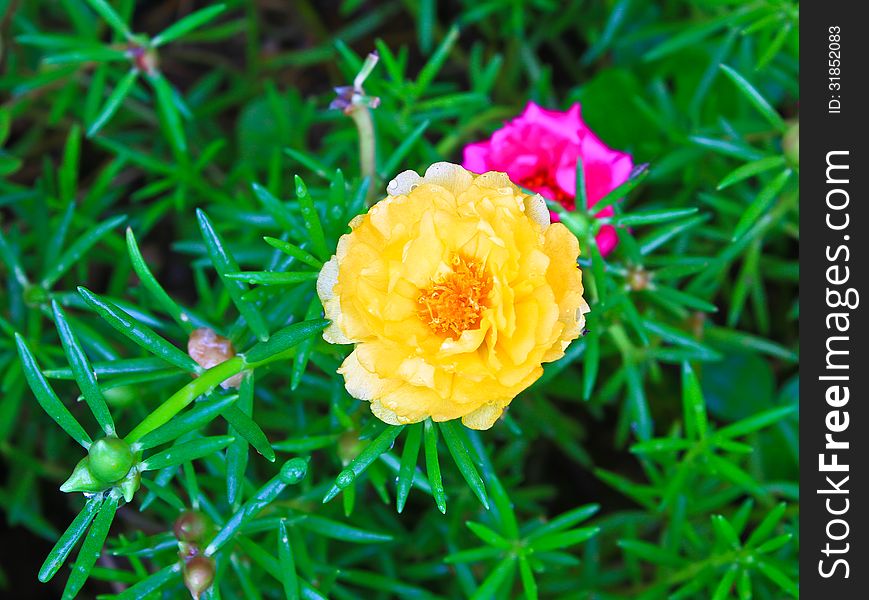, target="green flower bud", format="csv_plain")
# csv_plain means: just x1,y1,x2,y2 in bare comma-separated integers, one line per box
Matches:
60,457,112,494
279,457,308,485
183,556,215,600
88,437,135,483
